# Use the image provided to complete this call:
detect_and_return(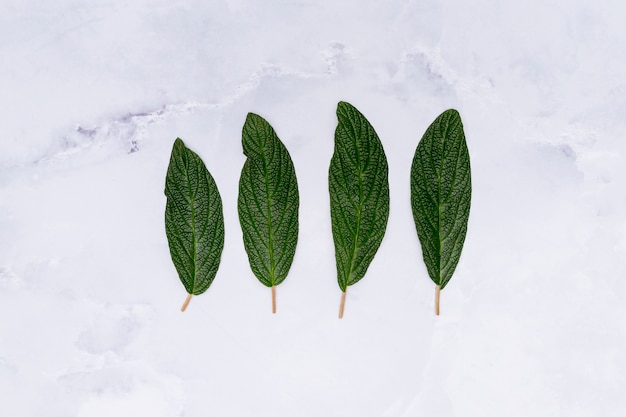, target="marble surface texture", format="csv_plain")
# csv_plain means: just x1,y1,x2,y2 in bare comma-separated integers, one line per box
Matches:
1,1,625,416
